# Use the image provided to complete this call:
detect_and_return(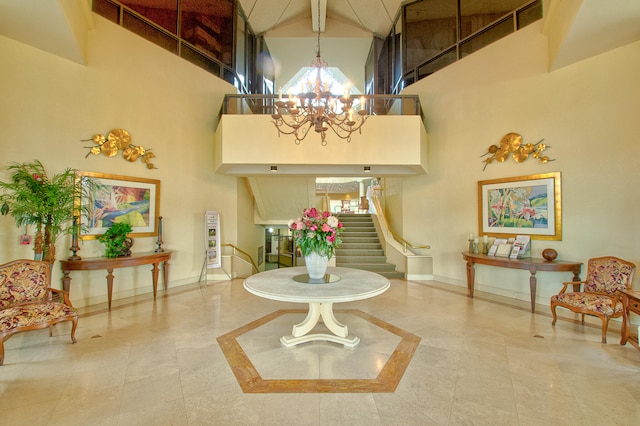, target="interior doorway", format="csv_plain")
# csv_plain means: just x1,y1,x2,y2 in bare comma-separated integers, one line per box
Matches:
265,227,295,270
316,177,378,214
